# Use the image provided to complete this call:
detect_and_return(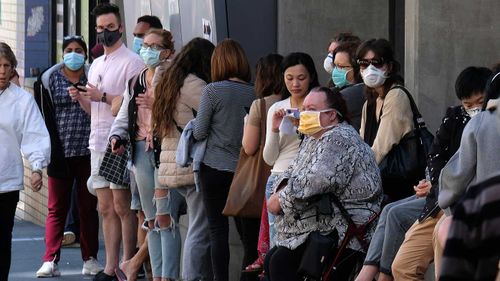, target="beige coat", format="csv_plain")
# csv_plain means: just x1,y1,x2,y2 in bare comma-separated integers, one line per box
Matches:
157,74,206,188
360,87,414,164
